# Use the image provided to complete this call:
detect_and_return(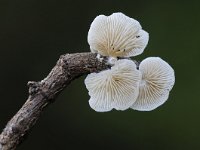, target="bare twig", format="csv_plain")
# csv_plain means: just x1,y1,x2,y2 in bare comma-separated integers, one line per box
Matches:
0,52,110,150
